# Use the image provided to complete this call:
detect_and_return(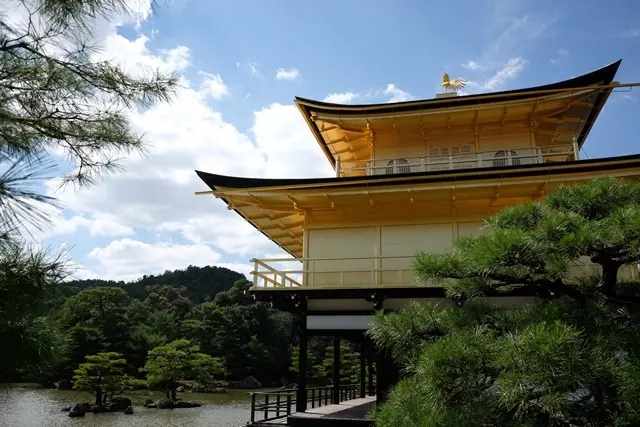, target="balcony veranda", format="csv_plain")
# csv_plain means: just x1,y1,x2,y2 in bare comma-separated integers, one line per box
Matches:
337,145,578,177
251,256,418,289
250,256,640,289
